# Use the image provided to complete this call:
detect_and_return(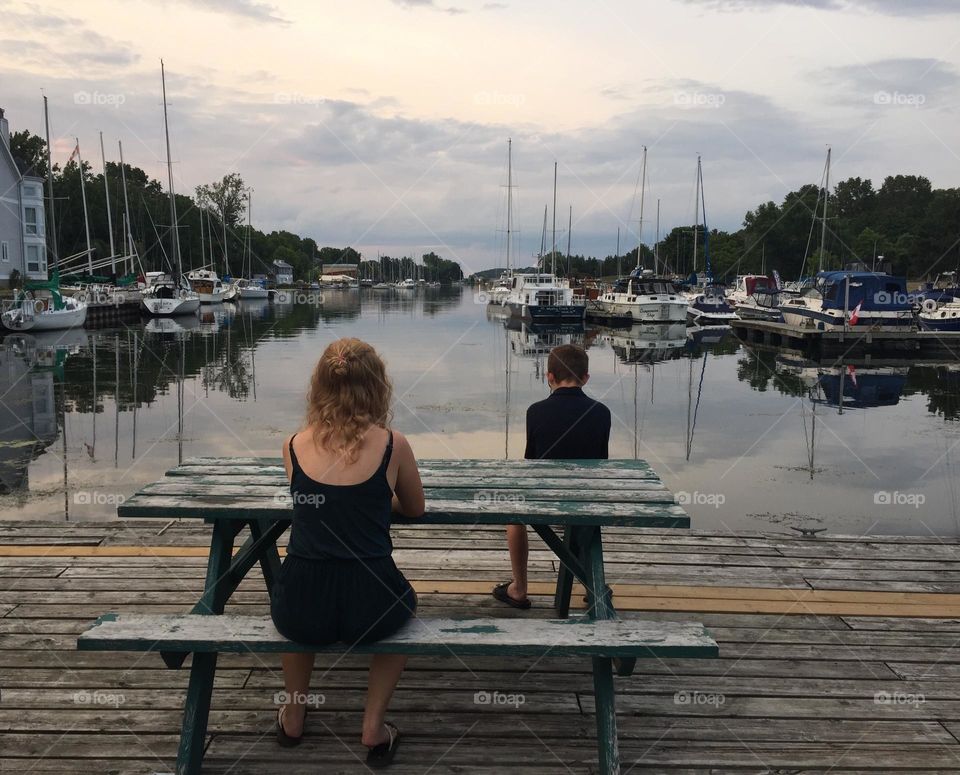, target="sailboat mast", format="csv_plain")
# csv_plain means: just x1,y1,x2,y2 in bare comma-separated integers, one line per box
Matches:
99,132,115,273
118,140,134,273
246,189,252,278
655,198,660,275
692,154,701,276
160,60,181,282
551,161,557,275
540,205,547,269
566,205,572,276
506,138,512,275
636,145,646,270
700,160,711,278
76,138,93,274
616,226,620,278
819,146,831,273
42,96,59,273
